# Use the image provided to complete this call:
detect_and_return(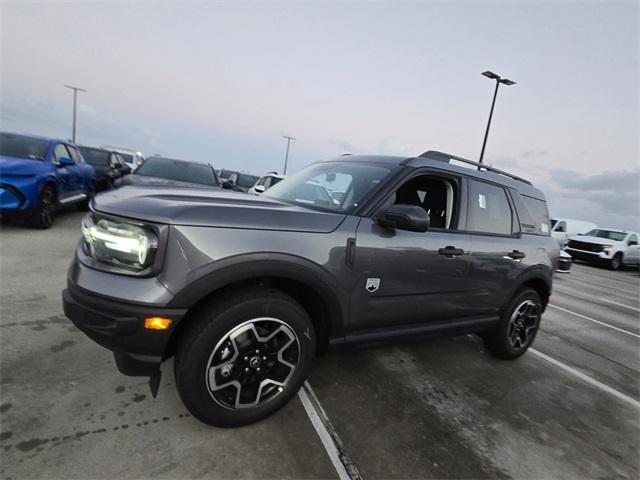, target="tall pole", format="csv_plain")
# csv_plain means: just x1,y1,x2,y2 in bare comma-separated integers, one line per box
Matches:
282,135,295,174
479,80,500,165
64,84,87,143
